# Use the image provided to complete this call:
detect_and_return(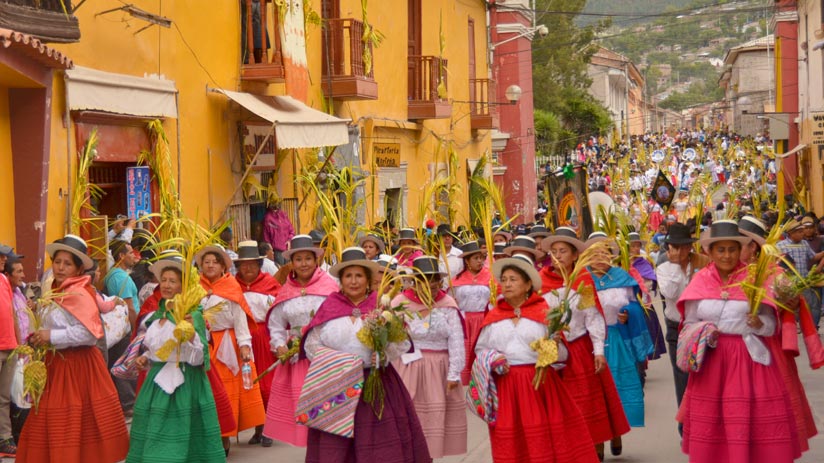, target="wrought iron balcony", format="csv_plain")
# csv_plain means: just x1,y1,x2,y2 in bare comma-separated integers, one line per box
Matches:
322,18,377,100
408,55,450,120
469,78,498,130
0,0,80,43
240,0,284,83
